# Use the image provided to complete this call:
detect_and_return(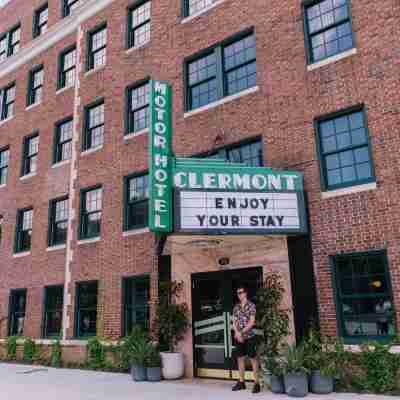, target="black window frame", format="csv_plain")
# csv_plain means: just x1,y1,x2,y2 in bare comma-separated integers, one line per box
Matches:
54,116,73,164
331,250,397,343
123,172,149,231
14,207,33,253
0,146,10,186
122,275,150,337
0,82,16,120
48,196,69,247
0,24,21,61
62,0,82,17
83,98,105,151
315,105,375,191
127,0,151,49
183,0,221,17
42,285,64,338
8,288,27,337
33,3,49,38
21,132,39,177
75,280,98,338
184,28,256,111
125,79,150,135
79,185,102,240
58,45,77,90
86,23,107,71
303,0,355,65
27,65,44,106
